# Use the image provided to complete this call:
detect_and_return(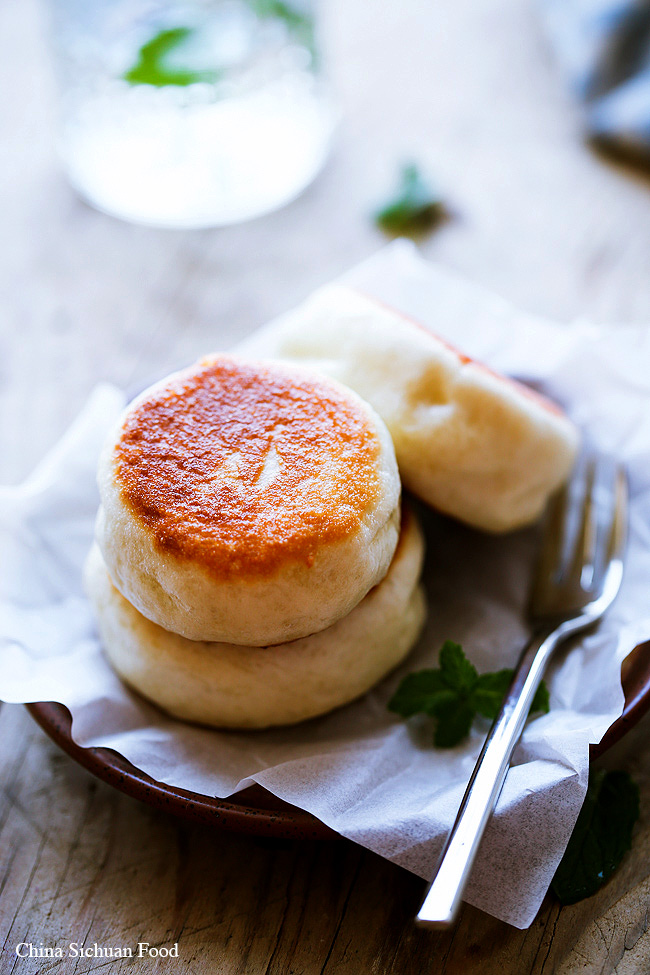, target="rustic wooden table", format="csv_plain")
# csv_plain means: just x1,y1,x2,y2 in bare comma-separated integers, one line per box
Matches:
2,0,650,971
